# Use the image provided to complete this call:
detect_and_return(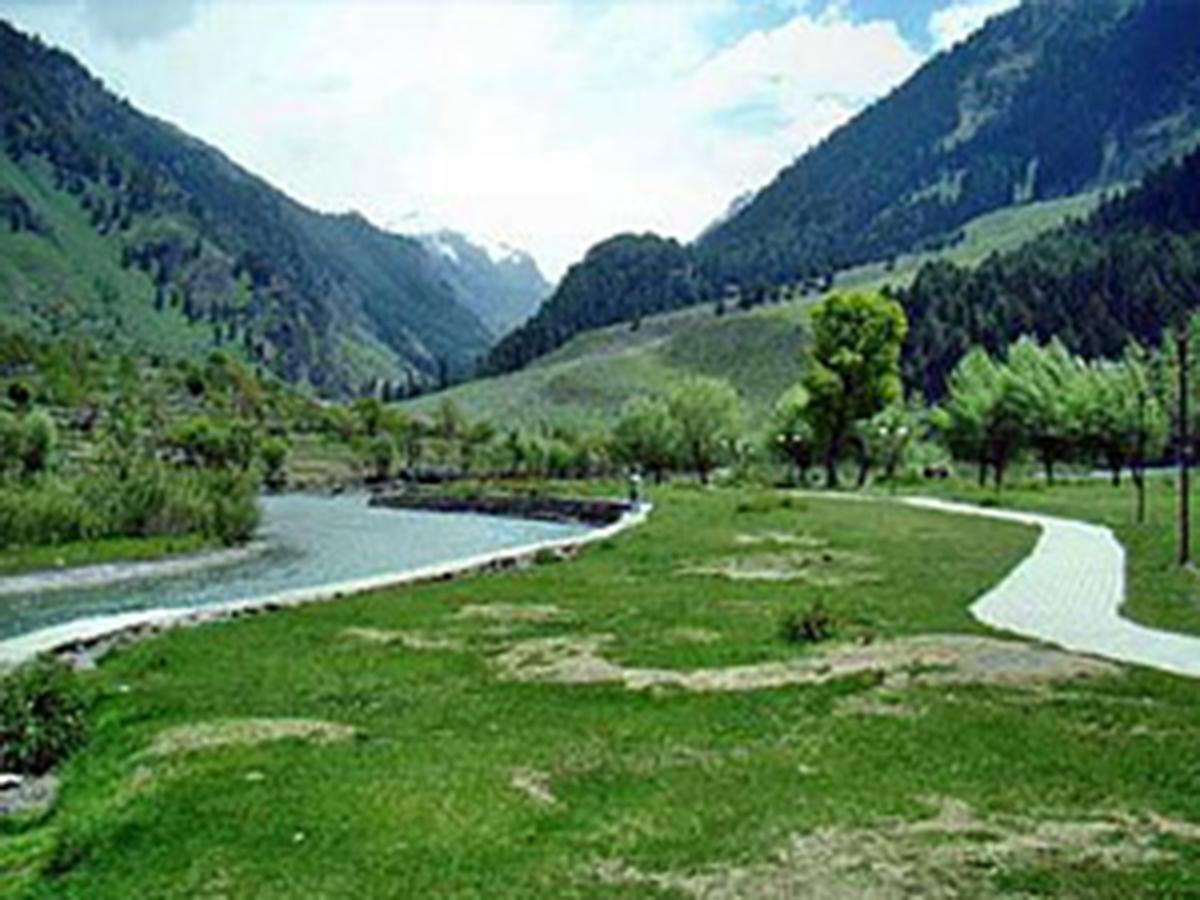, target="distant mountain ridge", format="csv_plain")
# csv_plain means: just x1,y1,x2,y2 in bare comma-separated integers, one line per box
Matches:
0,20,512,396
488,0,1200,375
417,230,549,339
698,0,1200,284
